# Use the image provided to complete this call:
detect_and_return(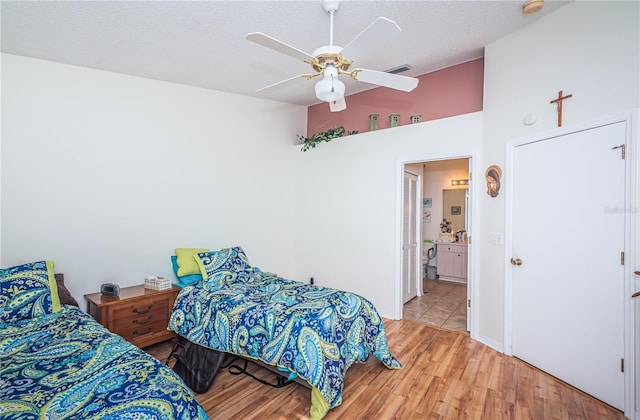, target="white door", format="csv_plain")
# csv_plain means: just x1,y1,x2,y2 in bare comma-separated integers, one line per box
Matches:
511,122,626,410
402,172,418,303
